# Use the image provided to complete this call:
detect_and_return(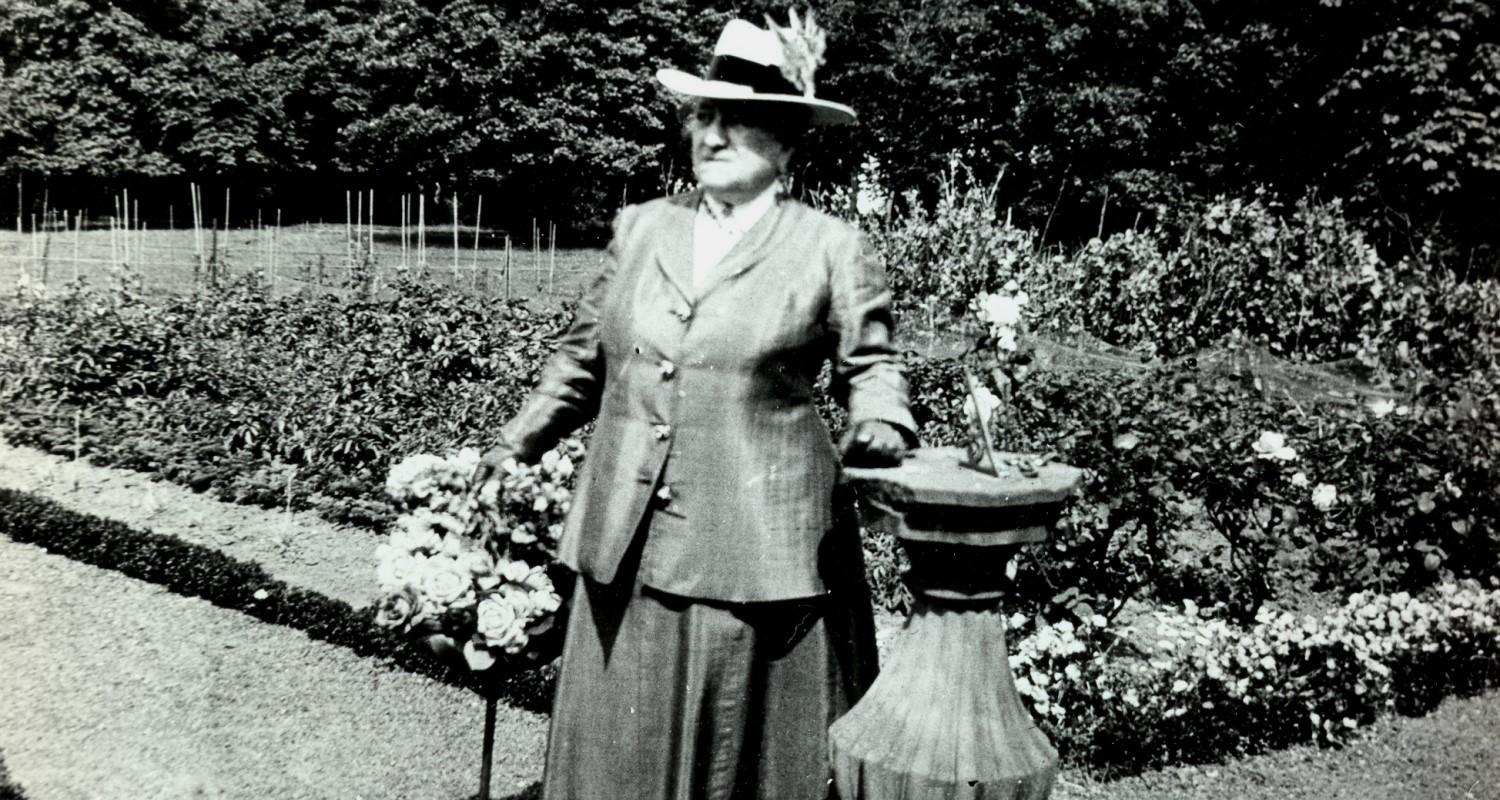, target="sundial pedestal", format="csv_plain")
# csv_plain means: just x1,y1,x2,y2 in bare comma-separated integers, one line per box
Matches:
832,447,1083,800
